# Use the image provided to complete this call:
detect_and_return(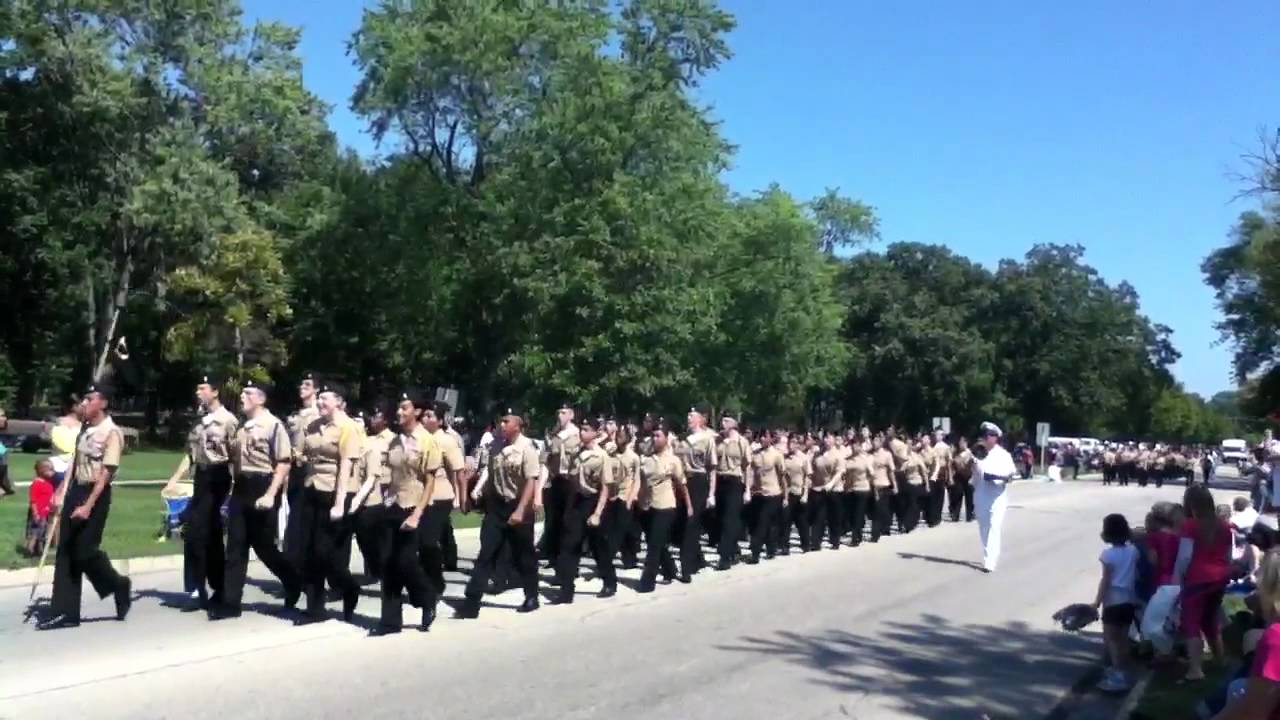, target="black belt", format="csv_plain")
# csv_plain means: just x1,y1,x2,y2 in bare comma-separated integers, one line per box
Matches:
982,472,1010,483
